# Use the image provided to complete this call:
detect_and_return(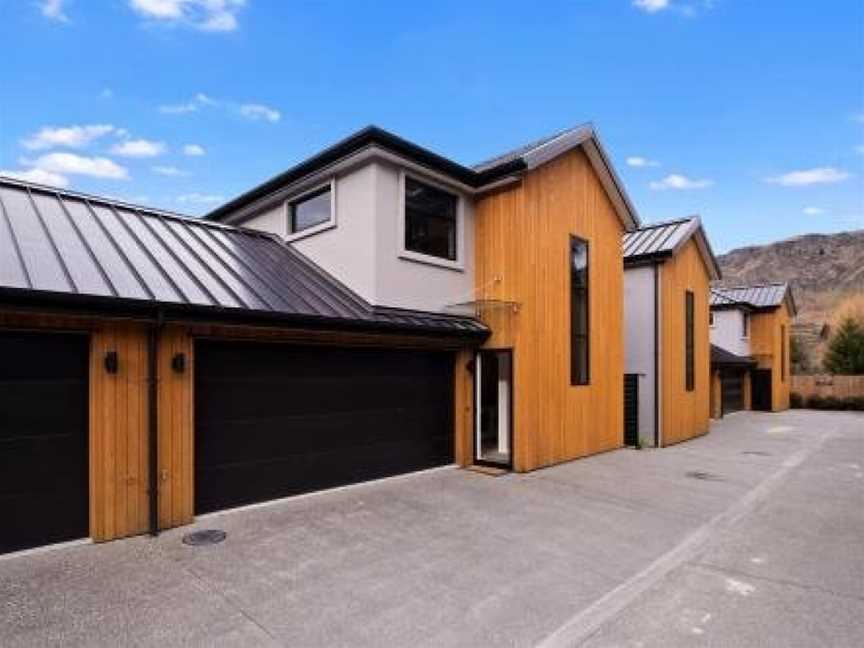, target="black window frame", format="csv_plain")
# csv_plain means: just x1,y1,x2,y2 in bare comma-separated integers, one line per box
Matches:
685,290,695,392
570,236,590,386
741,312,750,338
781,324,786,382
709,310,714,327
289,184,332,235
403,176,459,262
